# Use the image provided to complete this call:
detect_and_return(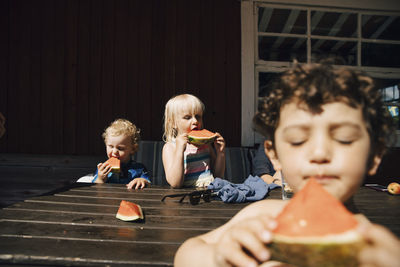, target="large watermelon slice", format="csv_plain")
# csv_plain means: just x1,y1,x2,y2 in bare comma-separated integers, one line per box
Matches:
105,157,120,173
116,200,144,221
269,178,364,267
188,129,217,146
